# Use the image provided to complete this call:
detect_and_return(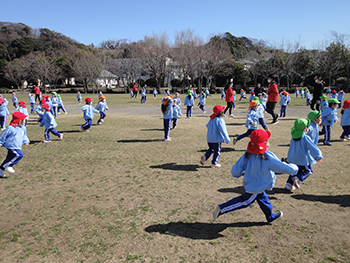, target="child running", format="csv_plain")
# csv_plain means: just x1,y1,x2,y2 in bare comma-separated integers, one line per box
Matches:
319,95,328,112
80,97,99,132
29,93,35,113
200,105,230,168
35,98,46,124
0,112,30,177
57,95,67,114
283,118,323,191
306,111,322,145
340,100,350,141
18,101,29,126
213,129,298,223
184,90,194,118
172,98,182,129
153,88,158,99
51,92,59,117
0,96,10,130
233,100,260,145
319,98,339,146
12,93,18,109
77,91,82,104
198,92,206,113
40,104,63,143
161,96,173,142
252,95,269,131
95,96,109,125
279,91,289,118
